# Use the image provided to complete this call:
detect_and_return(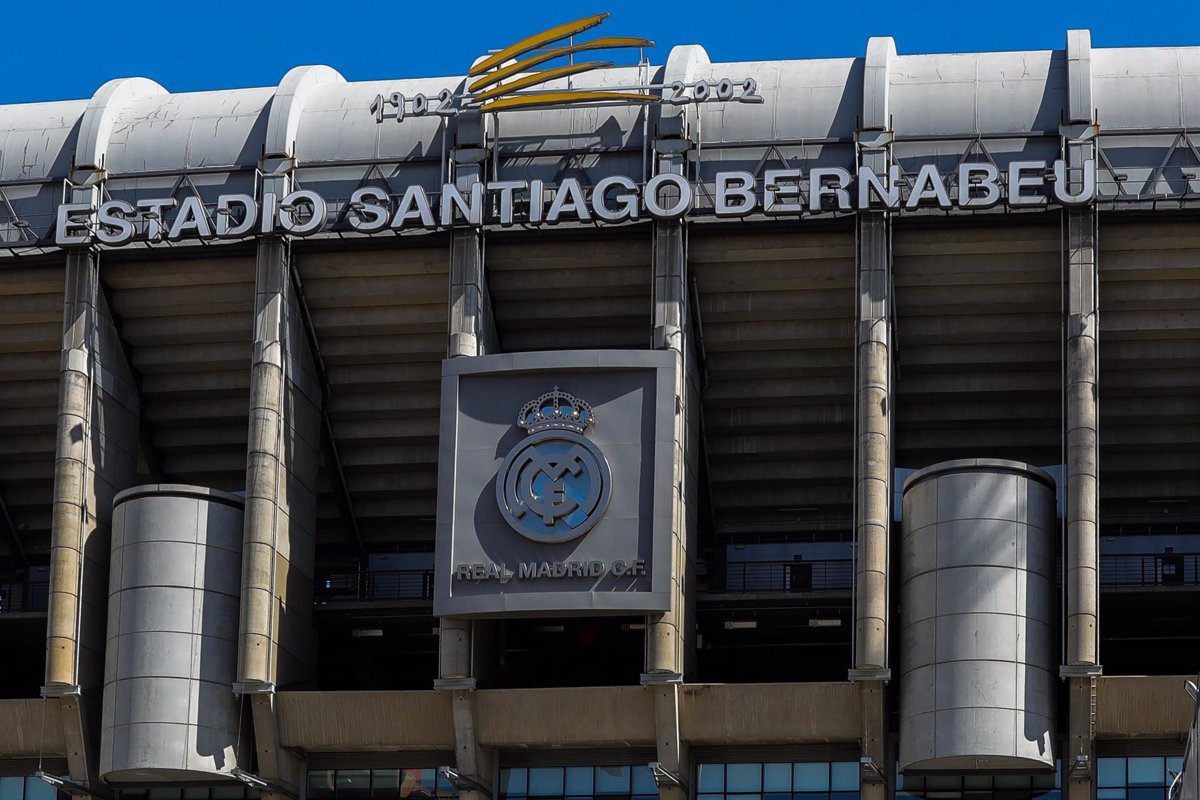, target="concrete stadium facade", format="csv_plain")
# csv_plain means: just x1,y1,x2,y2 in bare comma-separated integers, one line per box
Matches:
0,25,1198,800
